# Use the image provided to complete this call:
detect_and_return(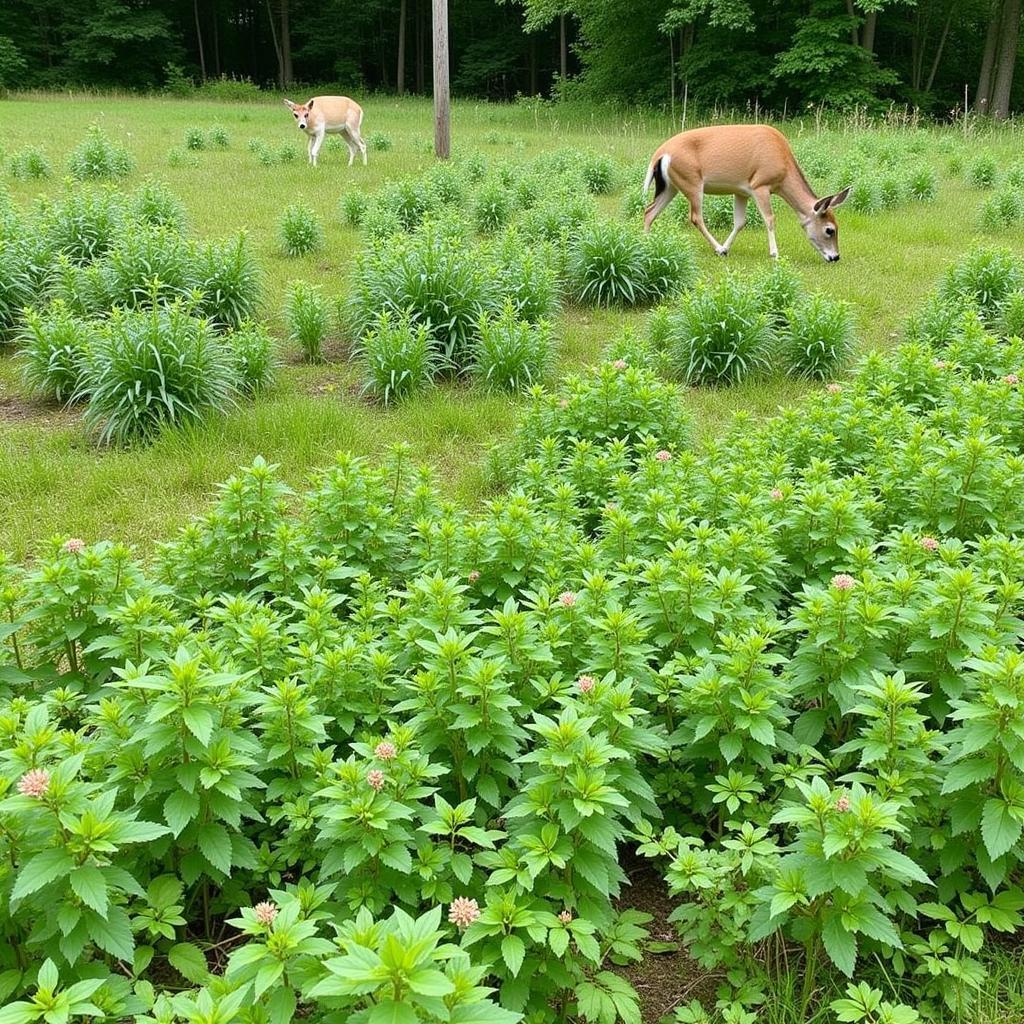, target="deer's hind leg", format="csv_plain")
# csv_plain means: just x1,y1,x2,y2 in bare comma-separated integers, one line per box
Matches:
719,194,749,255
682,187,727,256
